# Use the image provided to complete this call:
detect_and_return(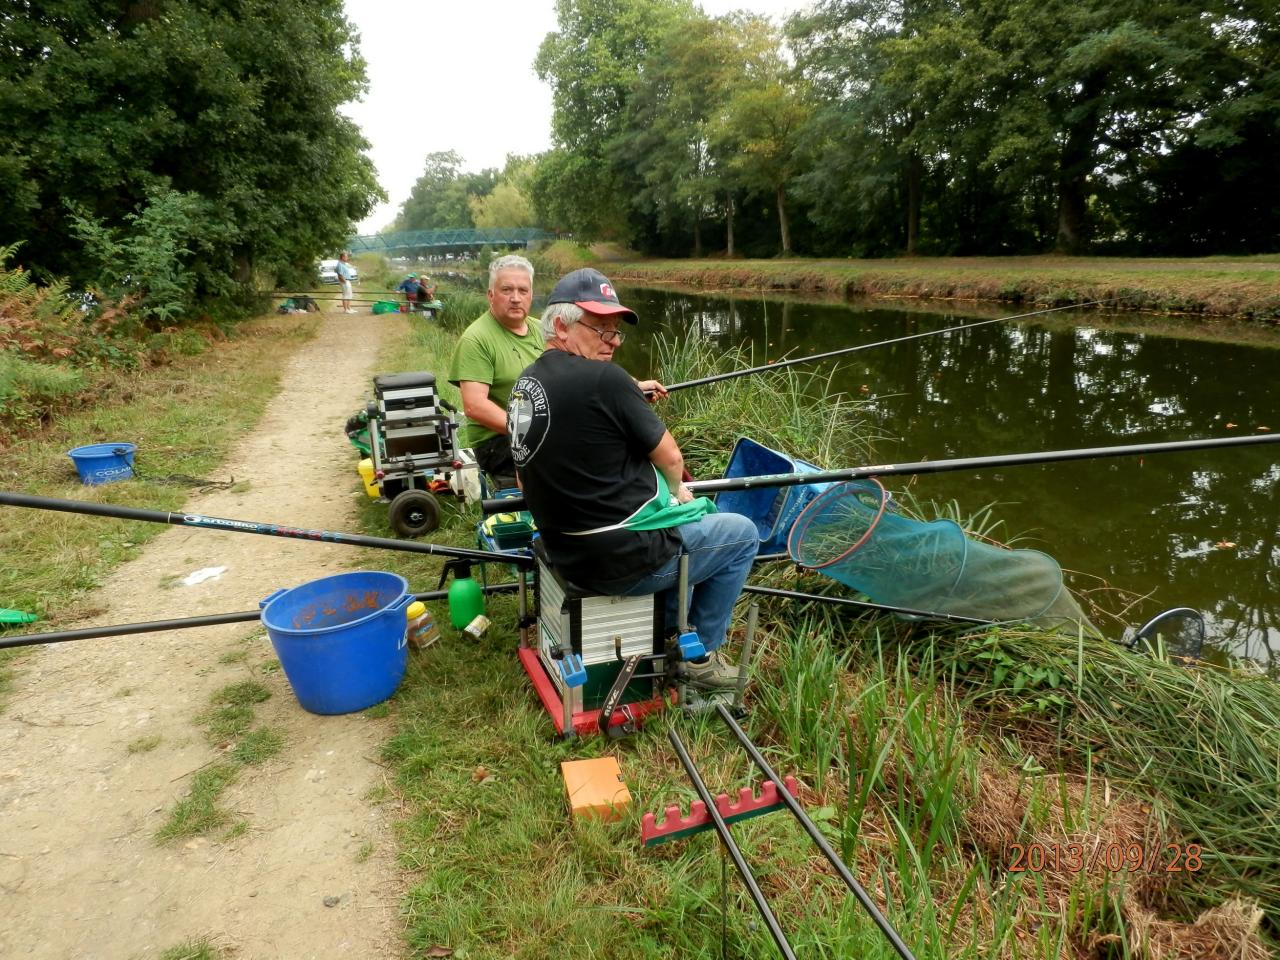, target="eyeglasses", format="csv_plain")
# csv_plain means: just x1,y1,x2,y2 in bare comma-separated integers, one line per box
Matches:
579,321,626,345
